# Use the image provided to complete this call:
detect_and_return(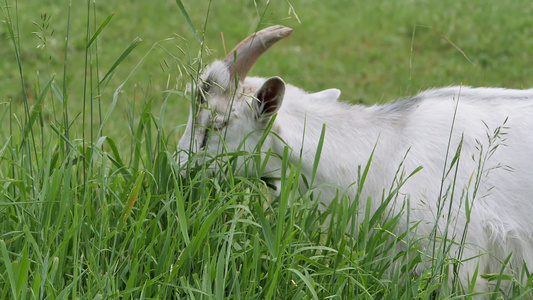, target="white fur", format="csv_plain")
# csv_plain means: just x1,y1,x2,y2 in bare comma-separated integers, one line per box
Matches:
177,61,533,294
